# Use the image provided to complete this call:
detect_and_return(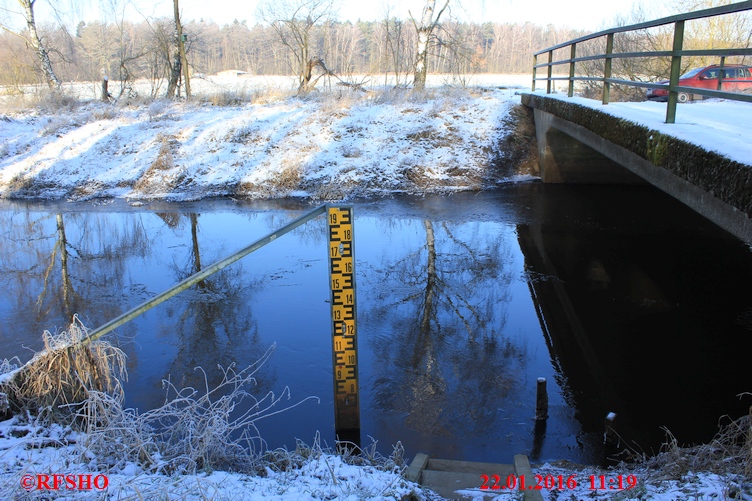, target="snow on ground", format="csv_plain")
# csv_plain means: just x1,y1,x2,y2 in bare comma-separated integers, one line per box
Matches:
1,75,750,204
0,75,533,202
1,414,749,500
0,416,425,500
